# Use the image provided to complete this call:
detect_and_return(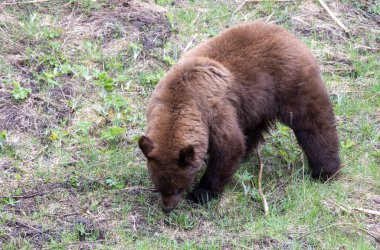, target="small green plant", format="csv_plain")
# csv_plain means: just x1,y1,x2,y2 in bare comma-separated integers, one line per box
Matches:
165,213,196,230
105,177,124,189
155,0,173,6
1,197,19,206
341,138,355,149
128,42,143,60
40,68,59,86
163,55,176,66
74,223,87,240
11,82,32,100
139,70,164,86
236,169,254,196
68,0,100,13
82,41,101,61
0,130,7,149
42,27,62,40
69,176,80,188
100,126,126,141
73,64,92,80
94,71,114,91
166,12,176,30
103,92,129,112
74,222,100,241
21,13,41,41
